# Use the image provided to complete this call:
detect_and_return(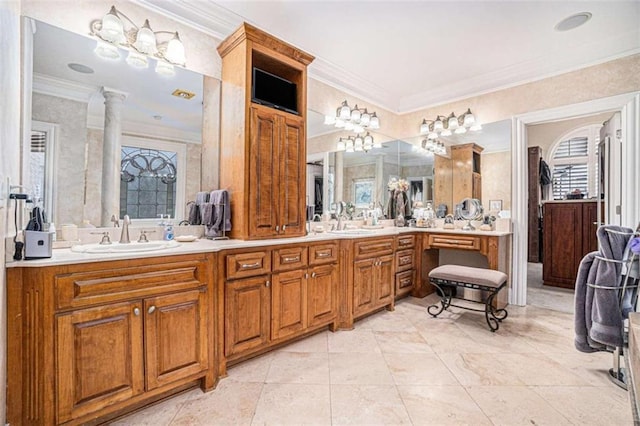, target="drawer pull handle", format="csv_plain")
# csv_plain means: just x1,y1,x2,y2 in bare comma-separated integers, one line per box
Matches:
317,252,331,258
133,307,140,316
148,305,156,314
265,280,271,287
275,225,280,232
283,256,300,262
241,262,261,269
282,225,287,231
401,279,411,285
311,272,317,278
